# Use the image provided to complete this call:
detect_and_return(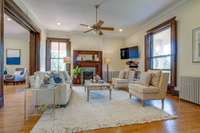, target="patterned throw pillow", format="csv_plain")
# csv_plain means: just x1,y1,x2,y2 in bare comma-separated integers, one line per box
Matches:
148,70,161,87
43,74,50,84
52,72,63,84
124,69,130,79
119,70,125,79
138,72,151,86
128,71,136,82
